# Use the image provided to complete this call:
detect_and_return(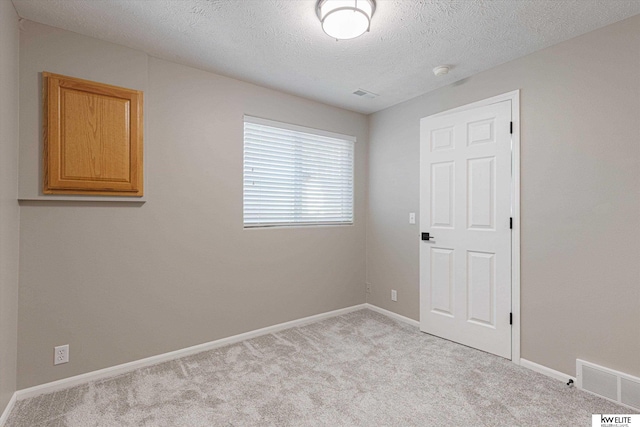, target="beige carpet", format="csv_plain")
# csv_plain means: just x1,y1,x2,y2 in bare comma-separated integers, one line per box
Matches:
7,309,631,426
